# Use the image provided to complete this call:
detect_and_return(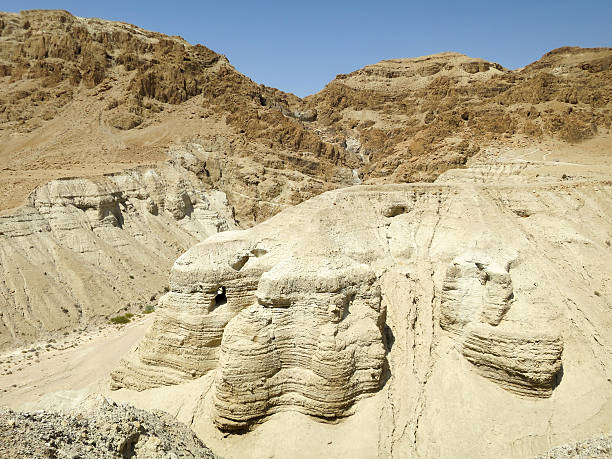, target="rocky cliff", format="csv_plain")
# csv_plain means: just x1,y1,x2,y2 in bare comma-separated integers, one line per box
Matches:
0,147,237,349
0,10,610,456
0,13,610,349
0,9,357,225
306,48,612,183
1,11,610,224
110,146,611,456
